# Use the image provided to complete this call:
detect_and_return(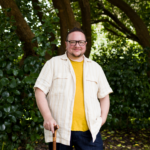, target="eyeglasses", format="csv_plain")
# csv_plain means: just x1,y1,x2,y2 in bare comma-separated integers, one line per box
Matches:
66,40,86,46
